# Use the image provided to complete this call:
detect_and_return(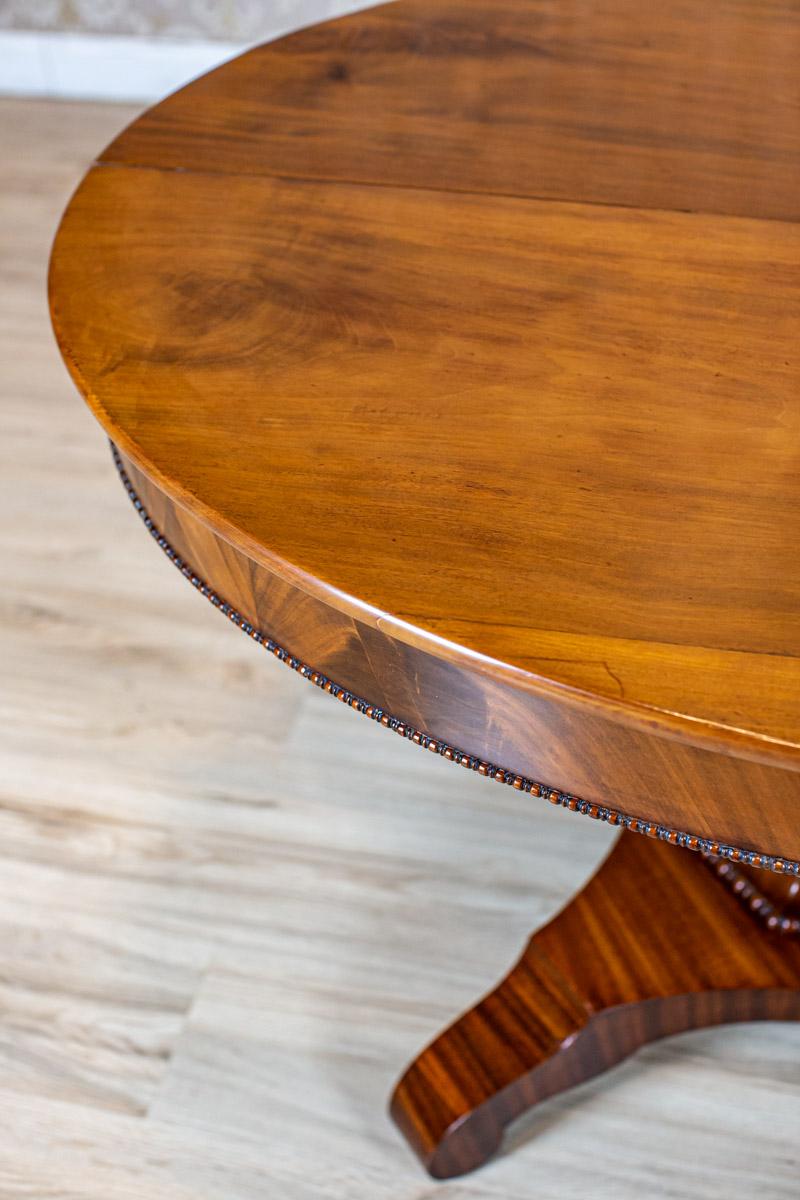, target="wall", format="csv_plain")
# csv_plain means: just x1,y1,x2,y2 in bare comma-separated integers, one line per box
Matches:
0,0,376,101
0,0,369,41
